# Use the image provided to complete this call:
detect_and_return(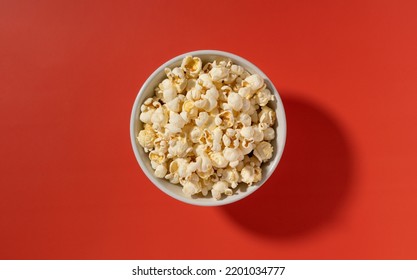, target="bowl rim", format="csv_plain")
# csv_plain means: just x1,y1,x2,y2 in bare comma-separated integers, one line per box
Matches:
130,50,287,206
